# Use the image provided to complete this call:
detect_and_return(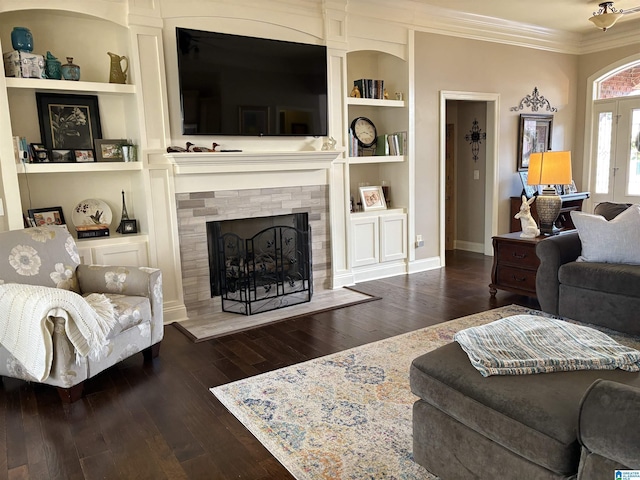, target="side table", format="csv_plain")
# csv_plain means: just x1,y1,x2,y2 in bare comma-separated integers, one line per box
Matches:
489,232,547,298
